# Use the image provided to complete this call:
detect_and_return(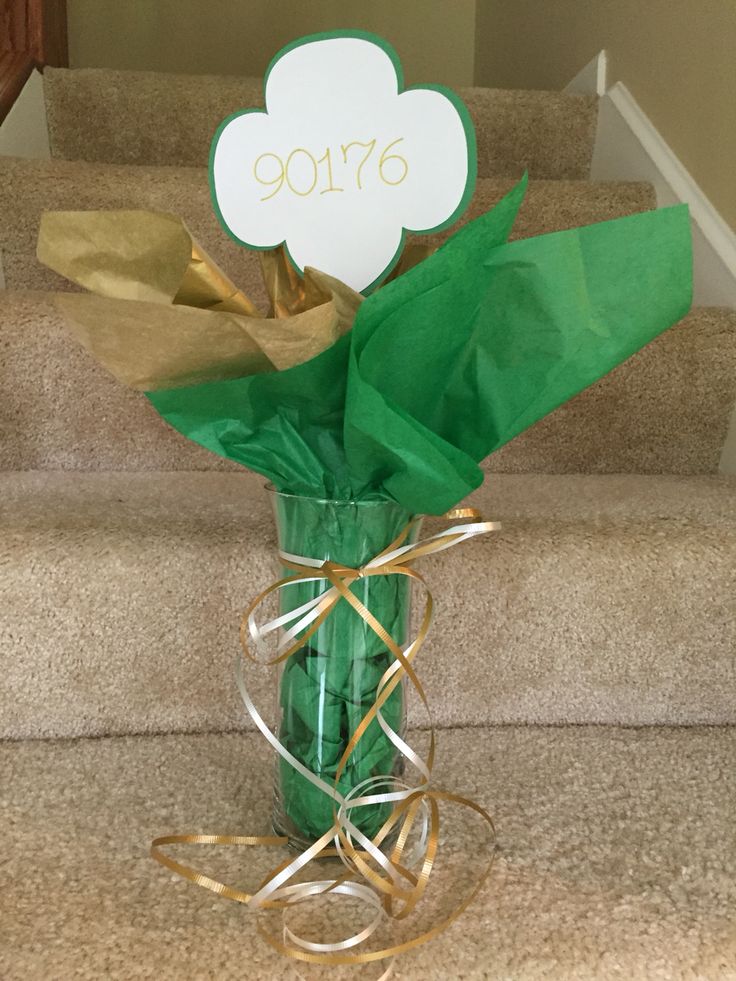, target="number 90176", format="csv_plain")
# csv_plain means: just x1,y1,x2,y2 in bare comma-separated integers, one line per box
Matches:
253,138,408,200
